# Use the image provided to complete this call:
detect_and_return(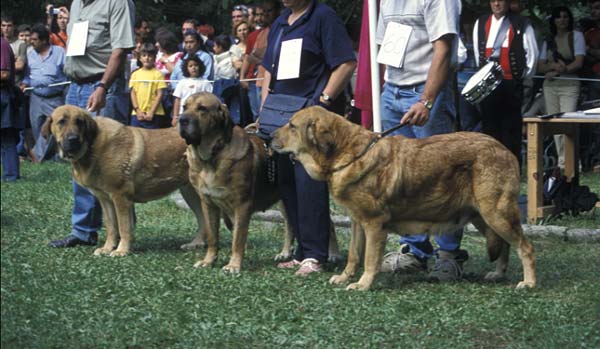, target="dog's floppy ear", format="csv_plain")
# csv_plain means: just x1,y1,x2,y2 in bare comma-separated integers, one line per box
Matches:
82,112,98,142
41,117,53,140
306,119,335,157
219,103,234,141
